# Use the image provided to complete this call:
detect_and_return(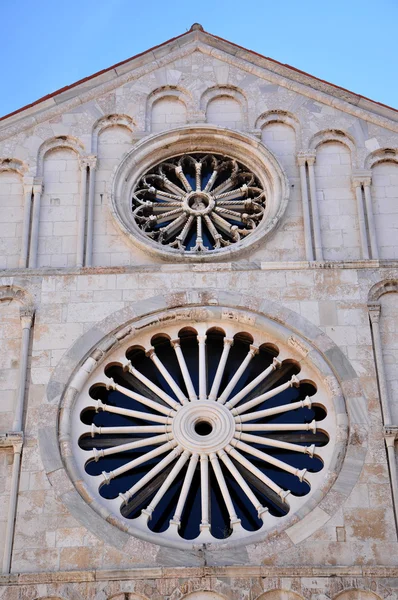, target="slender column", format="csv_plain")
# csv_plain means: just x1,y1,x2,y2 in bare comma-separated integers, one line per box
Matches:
13,308,34,431
198,334,207,401
368,303,391,424
76,158,89,268
208,338,233,401
3,307,34,574
369,304,398,535
307,155,323,261
28,179,43,268
297,154,314,261
385,429,398,533
363,177,379,259
85,155,97,267
352,178,369,259
19,177,34,268
200,454,210,531
2,441,22,574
